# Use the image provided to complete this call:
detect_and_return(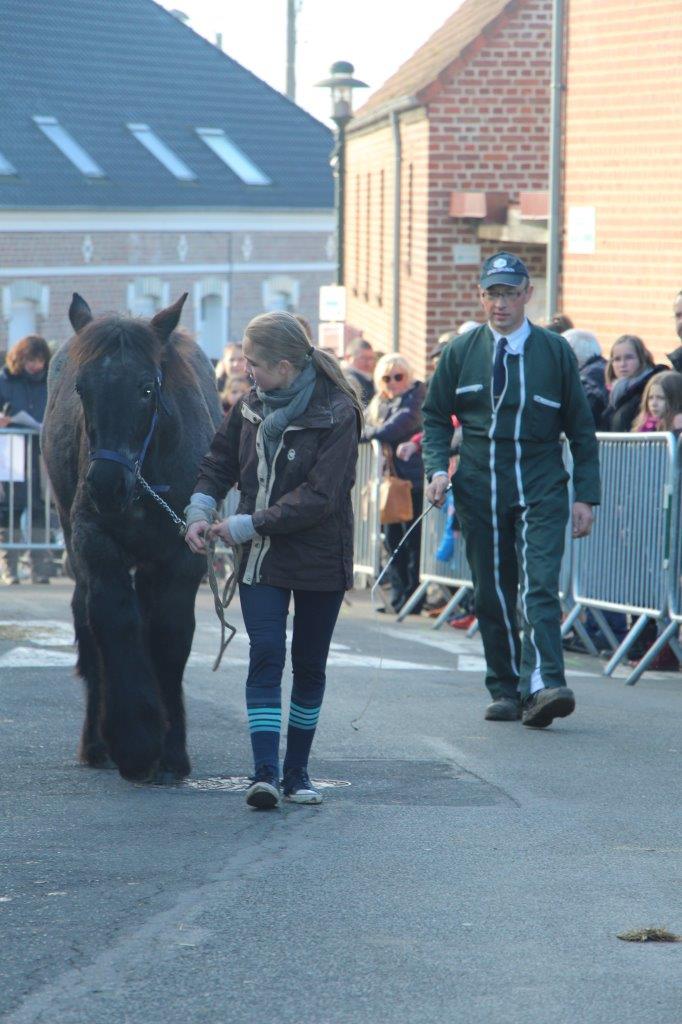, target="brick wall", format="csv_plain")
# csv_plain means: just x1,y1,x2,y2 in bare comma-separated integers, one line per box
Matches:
562,0,682,362
0,229,334,352
344,0,552,379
